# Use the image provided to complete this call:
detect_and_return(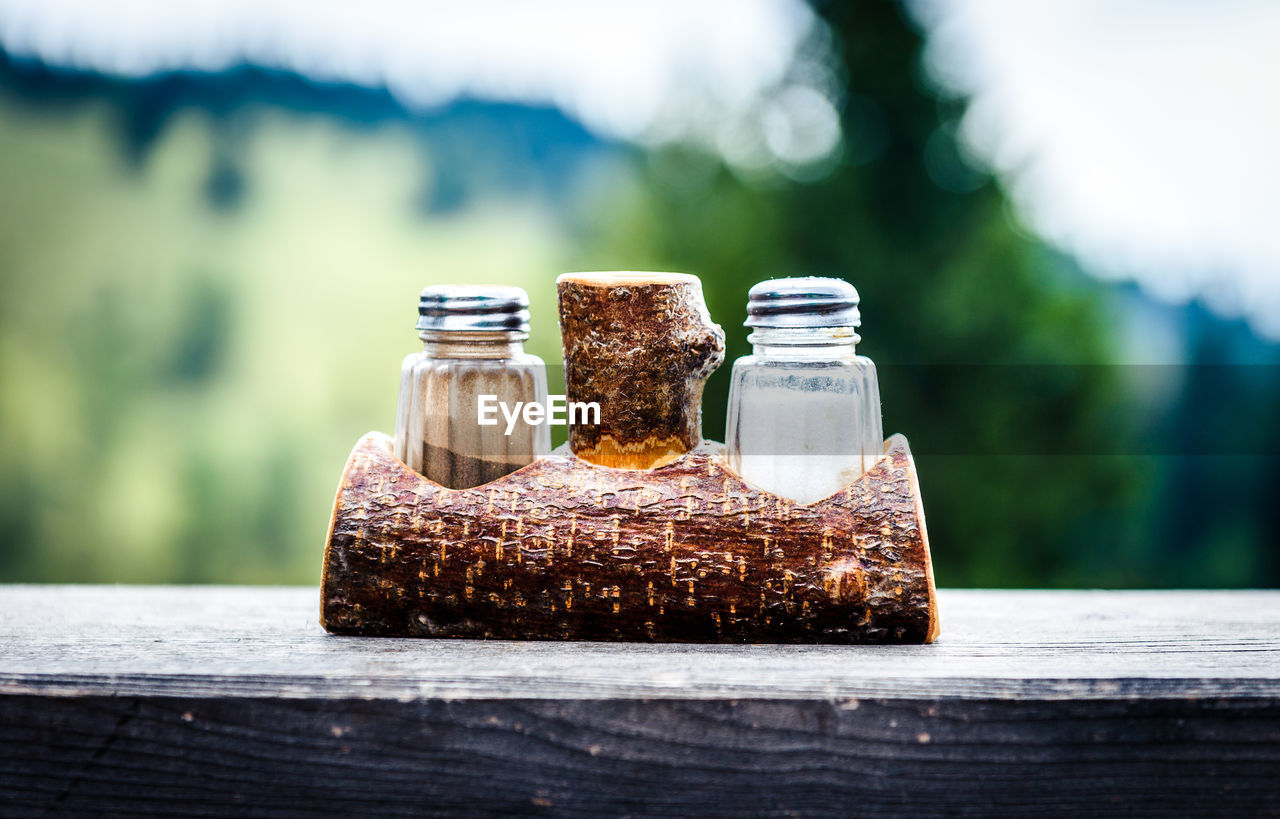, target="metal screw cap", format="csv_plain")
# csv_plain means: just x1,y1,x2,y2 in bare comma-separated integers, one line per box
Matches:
744,277,861,328
416,285,531,333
